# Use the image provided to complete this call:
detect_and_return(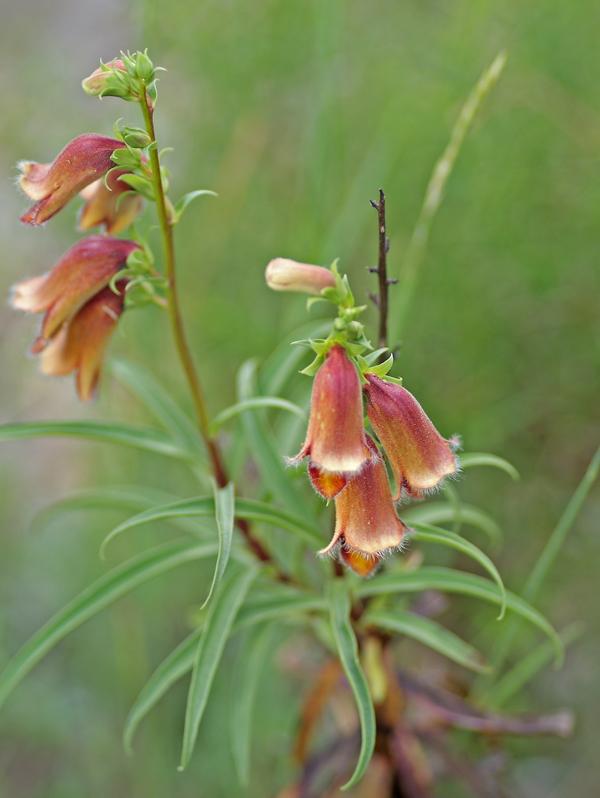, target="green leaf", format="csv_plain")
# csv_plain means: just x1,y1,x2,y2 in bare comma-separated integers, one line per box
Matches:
460,452,519,481
124,627,203,753
0,420,196,462
356,566,563,666
109,358,205,456
173,190,217,223
209,397,307,435
363,609,490,673
410,523,506,619
327,581,376,790
201,482,235,609
179,564,259,770
403,501,502,546
237,360,316,520
100,496,324,554
230,622,274,786
0,540,218,710
234,589,326,631
118,172,156,200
